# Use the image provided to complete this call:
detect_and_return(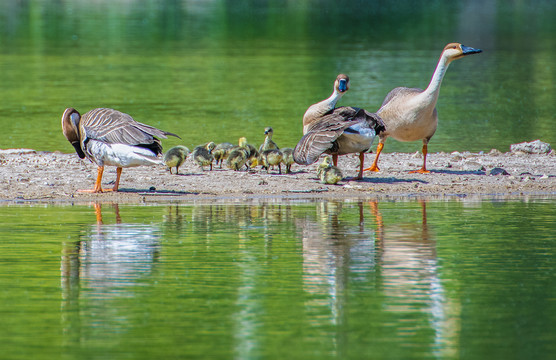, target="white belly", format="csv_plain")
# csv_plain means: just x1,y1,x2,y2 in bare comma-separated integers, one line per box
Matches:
87,141,161,167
